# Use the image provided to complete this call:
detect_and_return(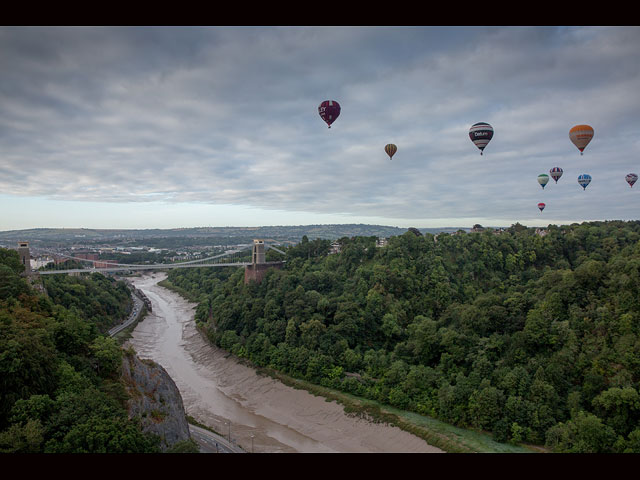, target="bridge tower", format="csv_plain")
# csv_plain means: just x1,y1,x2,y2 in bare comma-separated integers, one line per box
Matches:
244,239,282,284
252,239,265,264
17,242,31,276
